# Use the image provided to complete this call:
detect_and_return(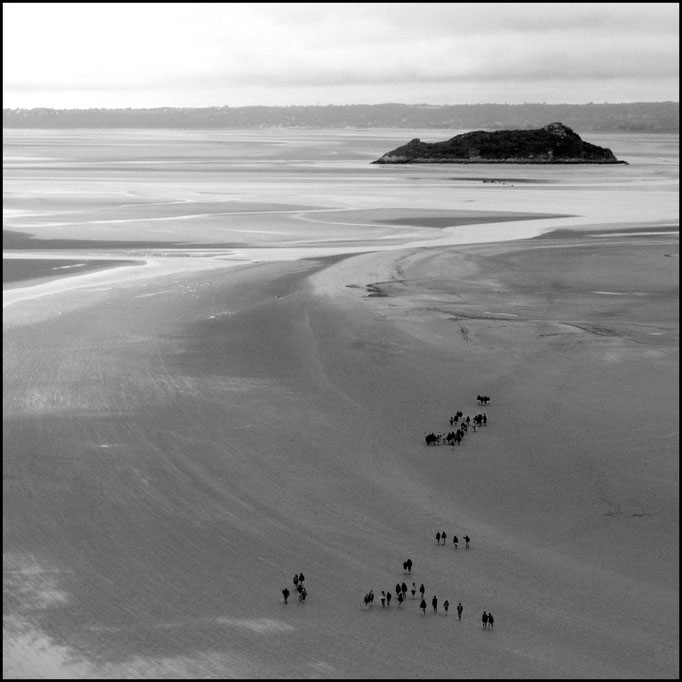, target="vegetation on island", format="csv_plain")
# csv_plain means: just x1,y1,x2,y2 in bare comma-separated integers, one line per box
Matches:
372,122,627,164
